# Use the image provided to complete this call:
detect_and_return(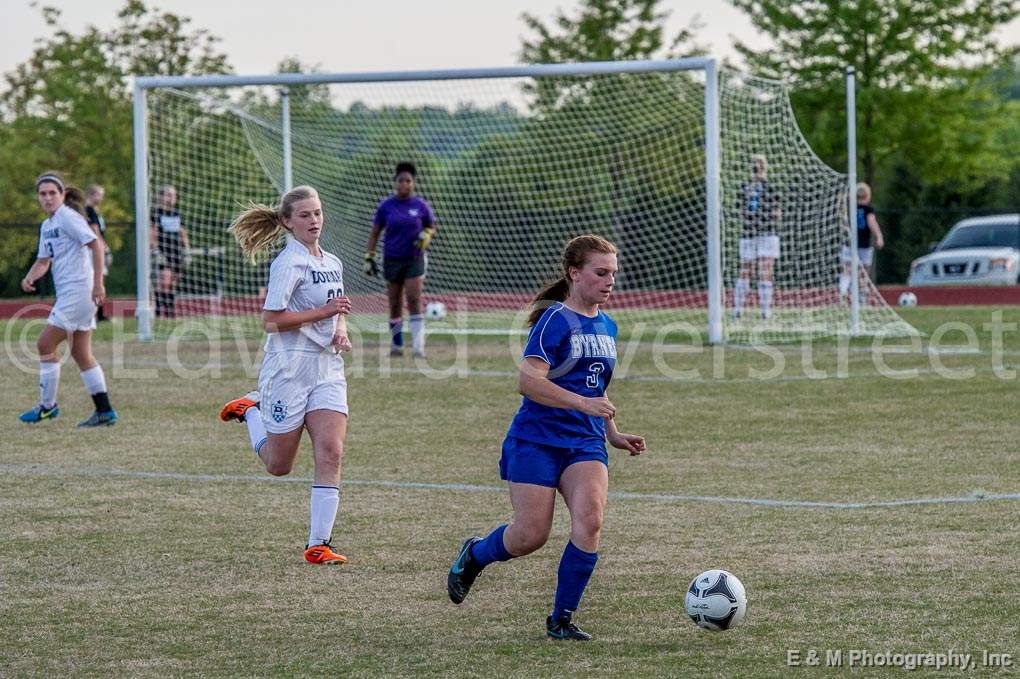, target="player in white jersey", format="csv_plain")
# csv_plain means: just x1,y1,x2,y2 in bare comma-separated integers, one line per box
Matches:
219,186,353,565
19,171,118,427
